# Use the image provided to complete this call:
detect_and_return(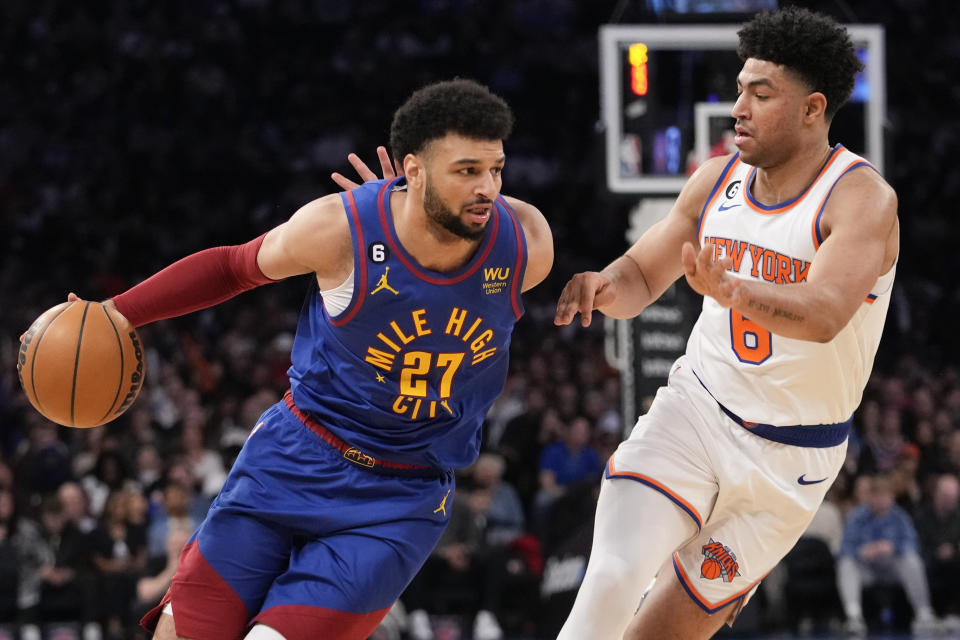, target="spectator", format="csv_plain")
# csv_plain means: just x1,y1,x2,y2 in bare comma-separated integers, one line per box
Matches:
0,485,18,623
81,451,133,518
13,495,98,636
162,459,212,525
404,487,511,640
534,416,602,533
498,385,550,511
837,474,942,635
943,431,960,477
13,419,71,500
890,443,924,516
178,413,226,499
864,408,907,474
71,427,110,481
57,482,96,535
805,492,846,557
471,453,525,547
581,388,621,441
133,523,192,625
133,445,165,499
776,492,846,633
90,491,147,640
146,482,196,561
914,473,960,617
